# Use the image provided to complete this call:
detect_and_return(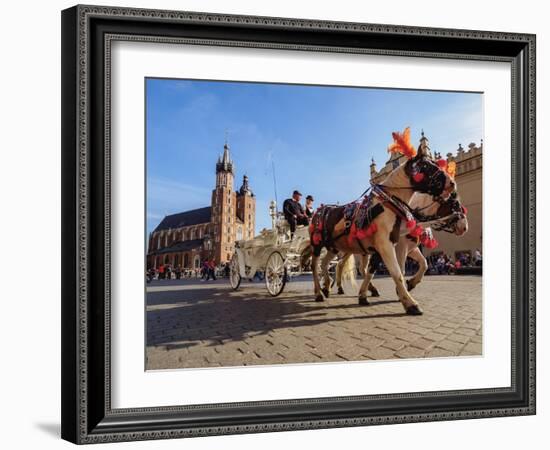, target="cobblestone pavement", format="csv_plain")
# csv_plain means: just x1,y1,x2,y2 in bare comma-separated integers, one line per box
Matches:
146,275,482,369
